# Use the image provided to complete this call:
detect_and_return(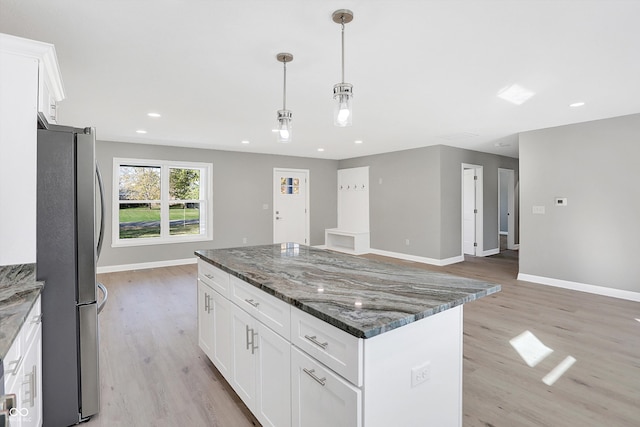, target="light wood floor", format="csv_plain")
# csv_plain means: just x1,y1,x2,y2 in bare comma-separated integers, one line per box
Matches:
85,251,640,427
